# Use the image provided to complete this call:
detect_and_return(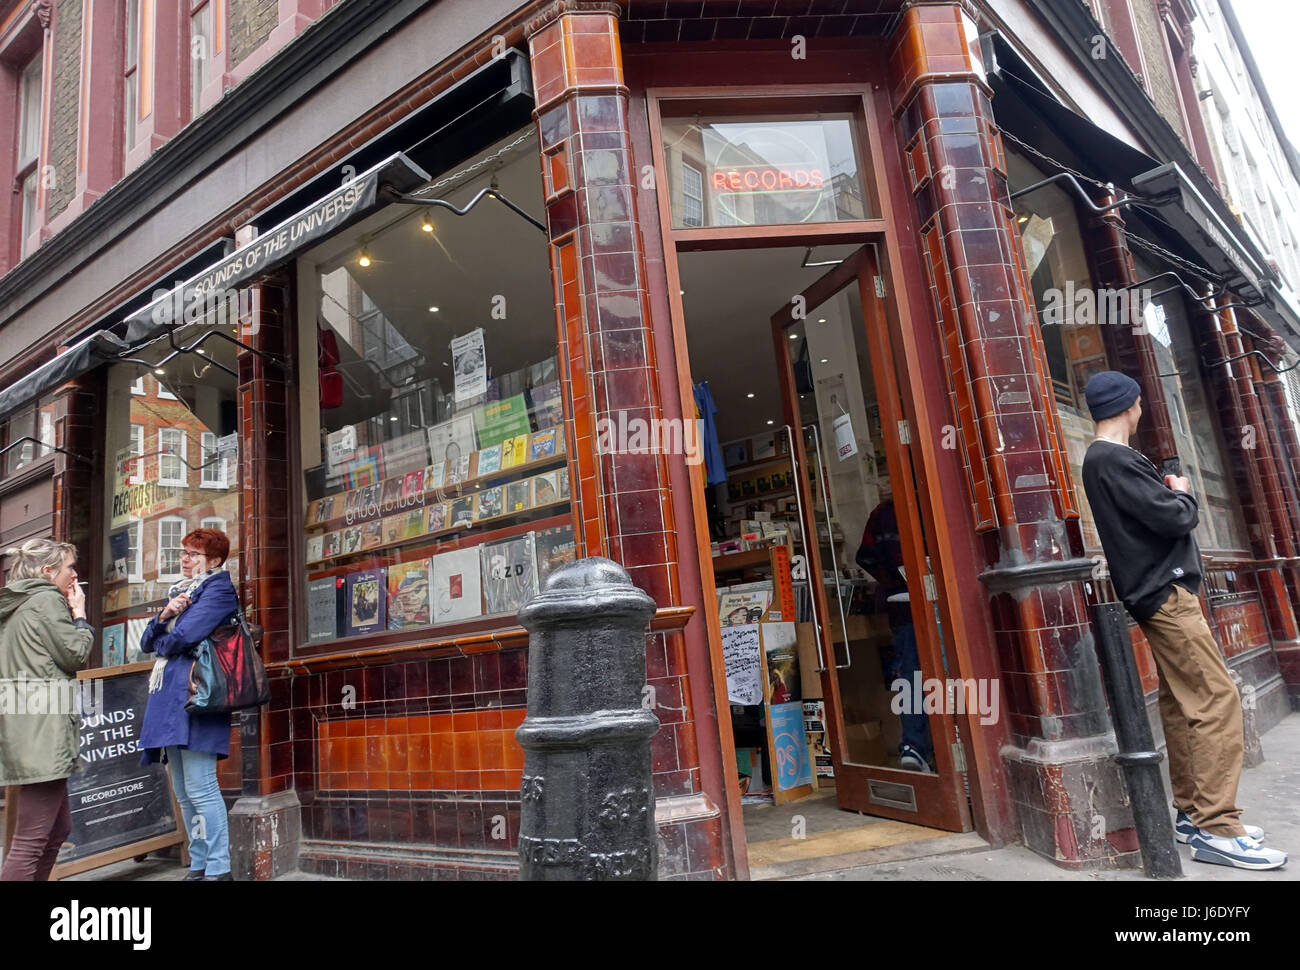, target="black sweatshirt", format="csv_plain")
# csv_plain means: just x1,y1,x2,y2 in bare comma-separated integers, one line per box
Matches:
1080,439,1202,622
